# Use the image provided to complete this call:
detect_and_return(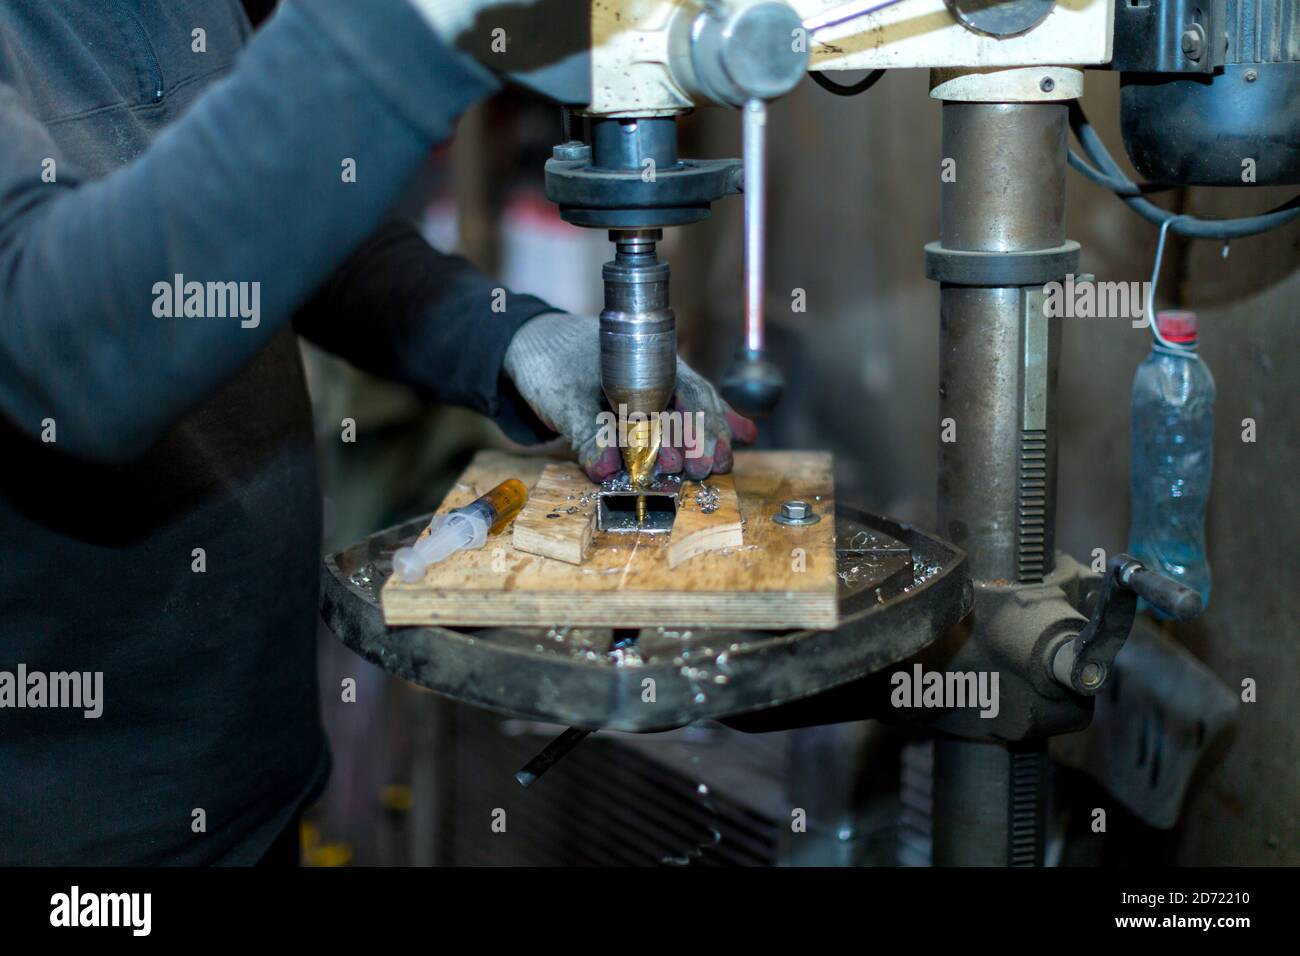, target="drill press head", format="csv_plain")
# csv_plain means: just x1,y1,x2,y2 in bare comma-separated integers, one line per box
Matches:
544,113,726,495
